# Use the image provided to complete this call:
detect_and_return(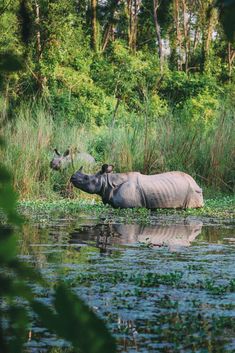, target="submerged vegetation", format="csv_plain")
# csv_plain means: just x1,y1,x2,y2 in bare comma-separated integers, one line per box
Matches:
19,194,235,223
16,212,235,352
